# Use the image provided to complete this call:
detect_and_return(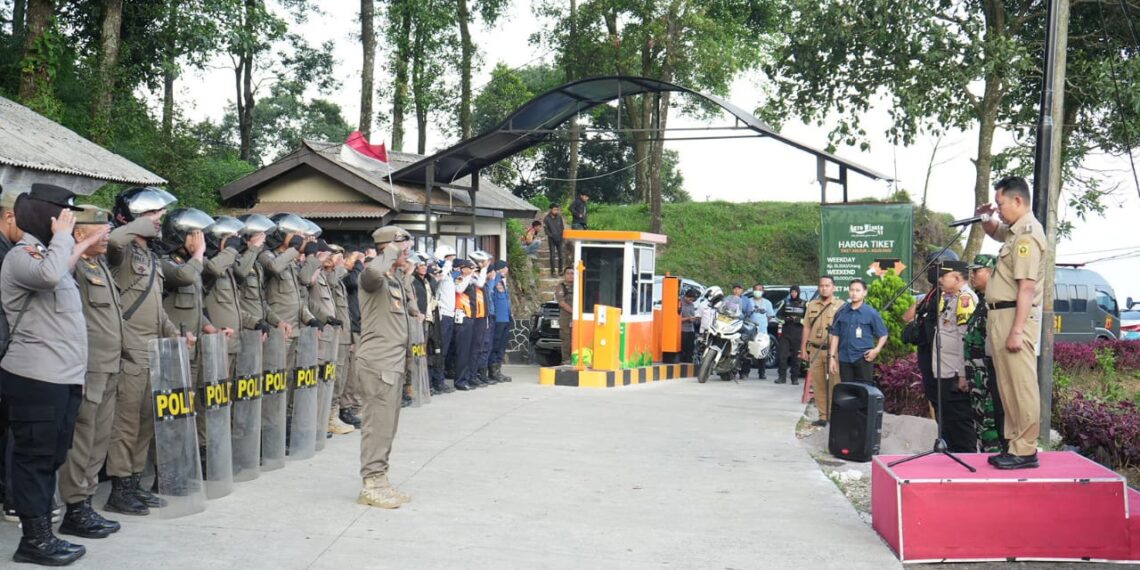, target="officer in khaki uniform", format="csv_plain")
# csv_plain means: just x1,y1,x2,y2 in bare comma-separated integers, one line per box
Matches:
356,225,417,509
325,246,356,432
235,214,281,336
161,208,219,355
259,215,319,378
800,276,842,425
203,216,259,376
57,206,123,540
106,187,184,516
979,176,1047,469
